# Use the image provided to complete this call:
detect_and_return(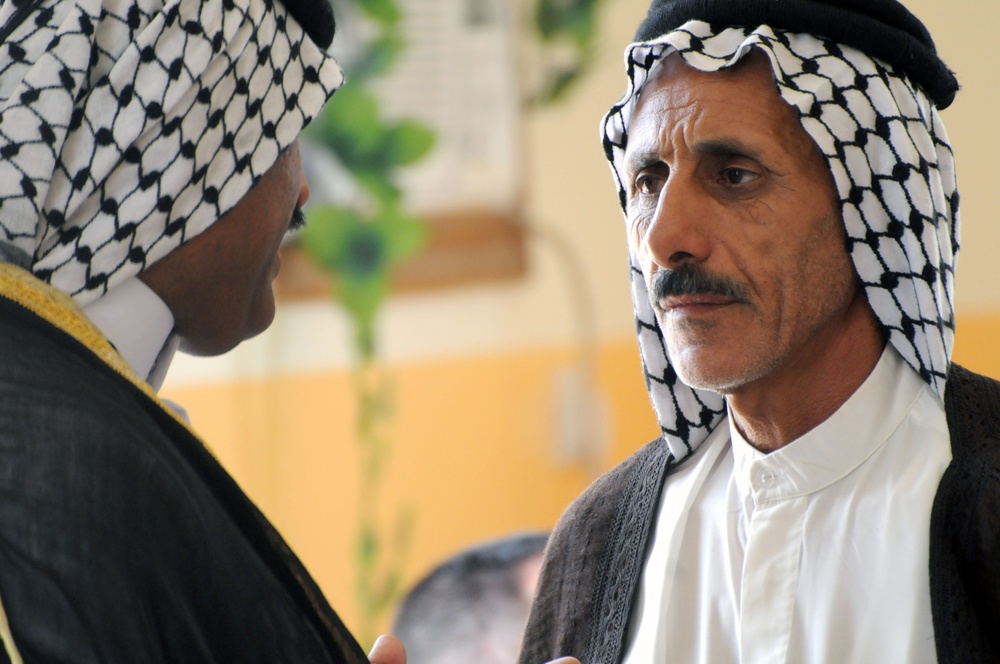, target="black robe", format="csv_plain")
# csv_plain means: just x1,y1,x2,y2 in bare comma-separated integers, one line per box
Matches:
0,264,367,663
